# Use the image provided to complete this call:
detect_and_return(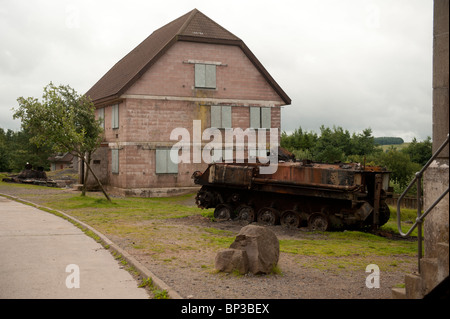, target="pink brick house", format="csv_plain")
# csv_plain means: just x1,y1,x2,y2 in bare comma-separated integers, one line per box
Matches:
85,9,291,196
